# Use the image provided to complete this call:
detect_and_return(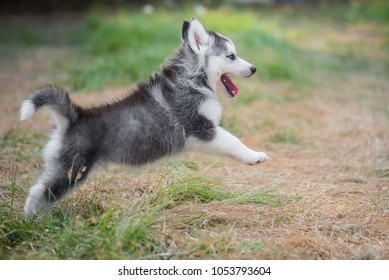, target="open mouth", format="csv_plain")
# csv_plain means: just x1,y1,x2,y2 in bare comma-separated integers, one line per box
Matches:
221,74,239,97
